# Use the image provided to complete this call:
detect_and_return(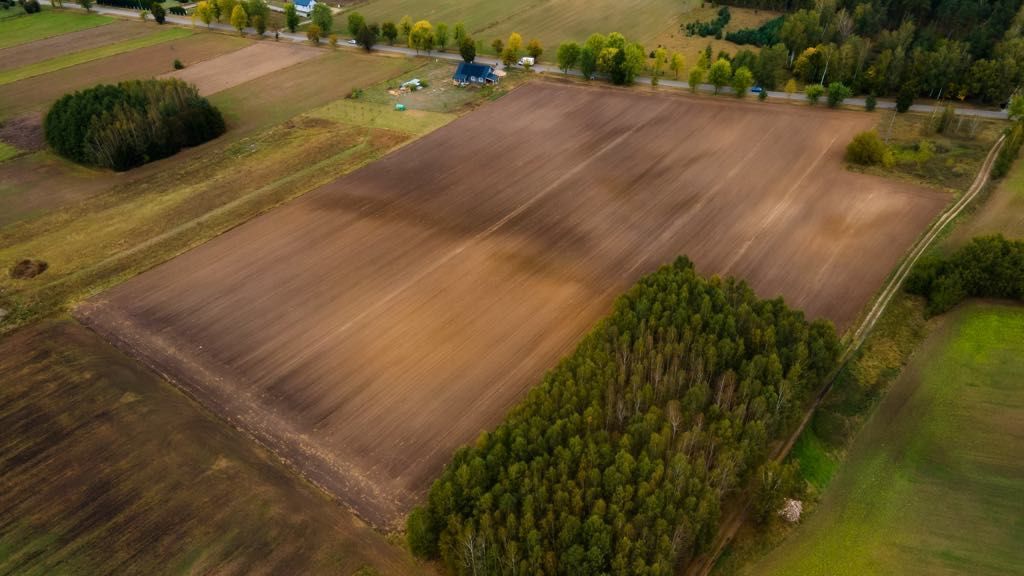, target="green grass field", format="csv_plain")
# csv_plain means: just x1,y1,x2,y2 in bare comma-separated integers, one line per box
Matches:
0,26,192,85
743,303,1024,576
310,99,455,135
0,9,112,49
